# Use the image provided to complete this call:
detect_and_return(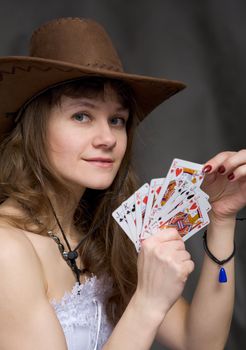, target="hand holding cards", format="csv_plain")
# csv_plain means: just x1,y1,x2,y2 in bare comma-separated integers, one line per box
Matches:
112,159,211,252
